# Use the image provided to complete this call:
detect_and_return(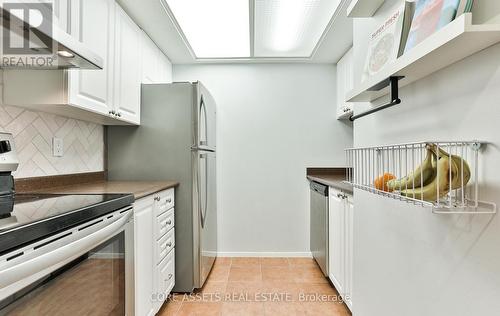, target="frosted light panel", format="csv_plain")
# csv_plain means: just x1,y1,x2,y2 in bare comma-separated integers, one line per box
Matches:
254,0,341,57
165,0,250,58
